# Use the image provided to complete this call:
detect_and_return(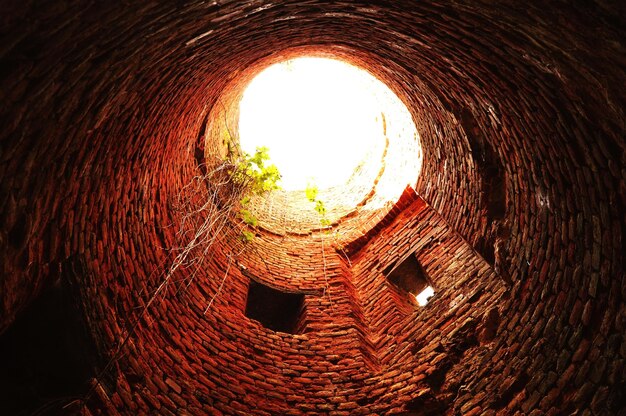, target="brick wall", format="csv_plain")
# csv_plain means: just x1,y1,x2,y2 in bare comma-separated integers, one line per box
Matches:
0,1,624,414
